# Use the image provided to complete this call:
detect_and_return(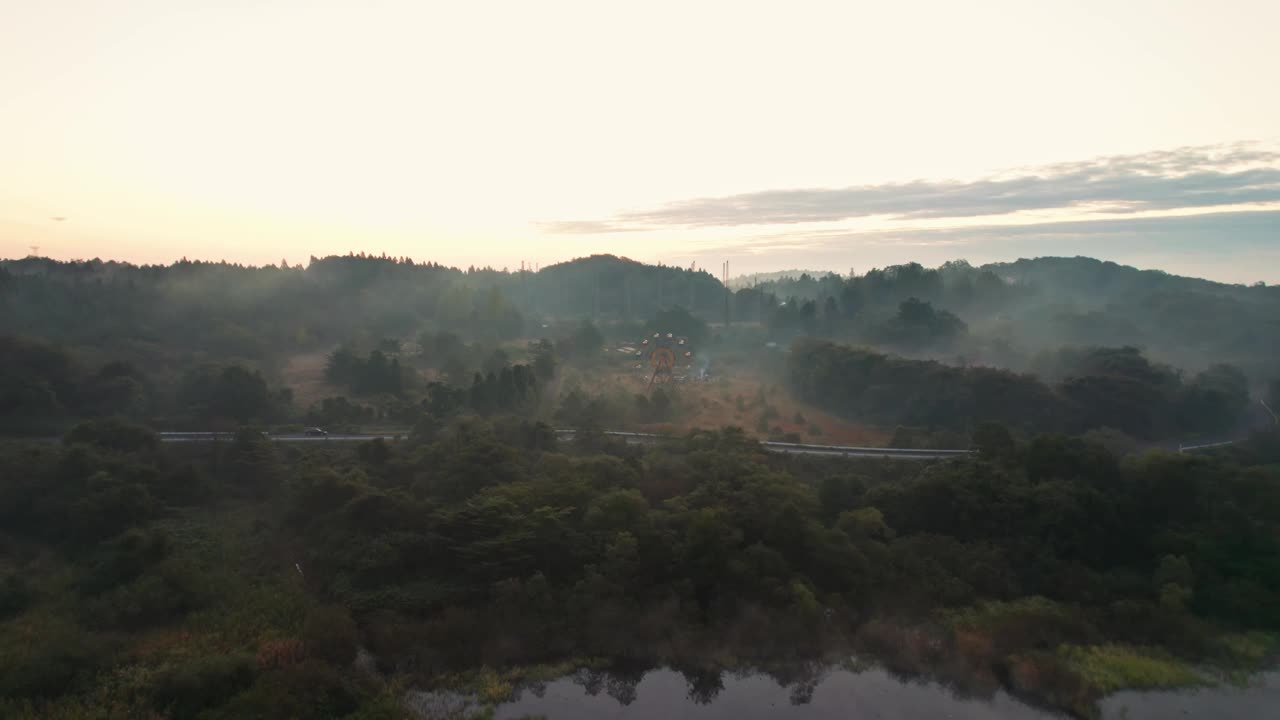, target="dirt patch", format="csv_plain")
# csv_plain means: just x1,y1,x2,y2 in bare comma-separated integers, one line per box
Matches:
281,351,336,409
675,375,890,445
281,349,887,446
589,369,889,445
